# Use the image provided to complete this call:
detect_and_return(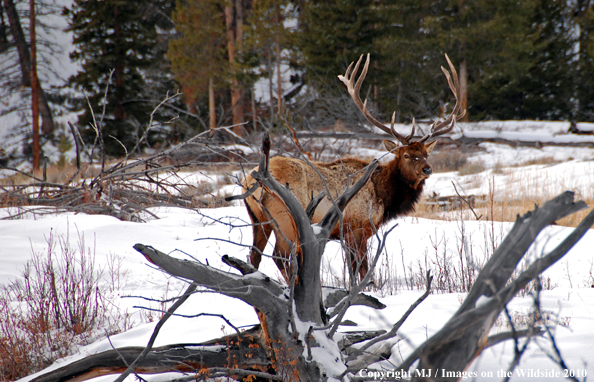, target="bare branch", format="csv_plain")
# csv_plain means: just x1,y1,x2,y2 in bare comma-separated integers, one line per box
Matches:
113,282,197,382
132,244,287,313
345,271,433,368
